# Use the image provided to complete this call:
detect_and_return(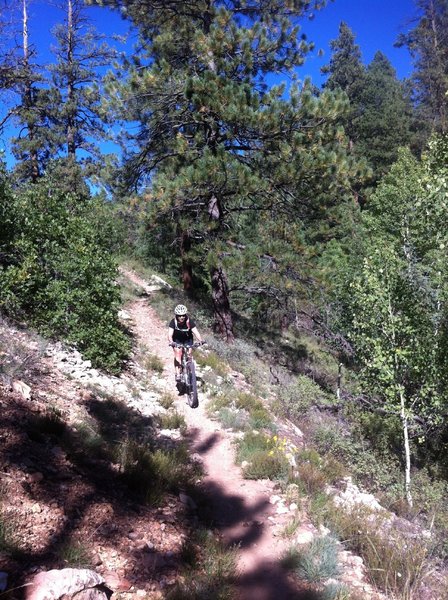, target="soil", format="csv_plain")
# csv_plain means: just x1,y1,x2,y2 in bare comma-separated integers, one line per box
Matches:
0,271,318,600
